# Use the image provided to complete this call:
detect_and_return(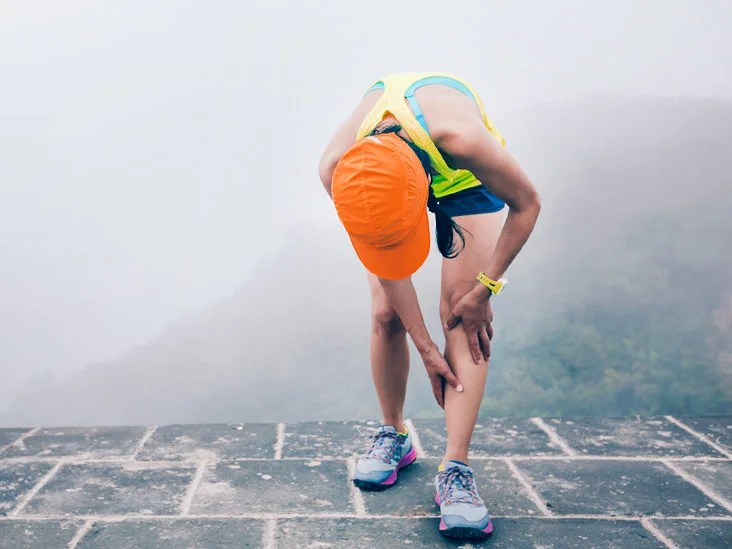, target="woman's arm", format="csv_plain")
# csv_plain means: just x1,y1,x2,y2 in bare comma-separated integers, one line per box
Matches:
378,276,464,408
428,100,541,362
437,113,541,281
